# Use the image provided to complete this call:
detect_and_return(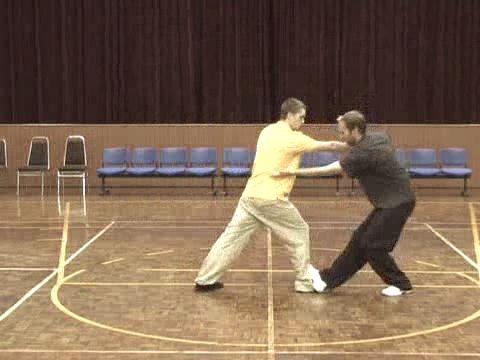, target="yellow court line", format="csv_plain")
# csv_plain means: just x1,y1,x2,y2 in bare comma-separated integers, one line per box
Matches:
276,351,480,357
0,349,480,356
145,250,174,256
51,271,265,347
0,222,114,322
275,306,480,347
468,203,480,282
101,258,125,265
415,260,440,268
0,350,267,354
266,229,275,360
51,256,480,348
